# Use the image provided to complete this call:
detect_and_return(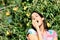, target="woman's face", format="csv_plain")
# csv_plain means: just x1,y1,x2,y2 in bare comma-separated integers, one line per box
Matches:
31,12,44,27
